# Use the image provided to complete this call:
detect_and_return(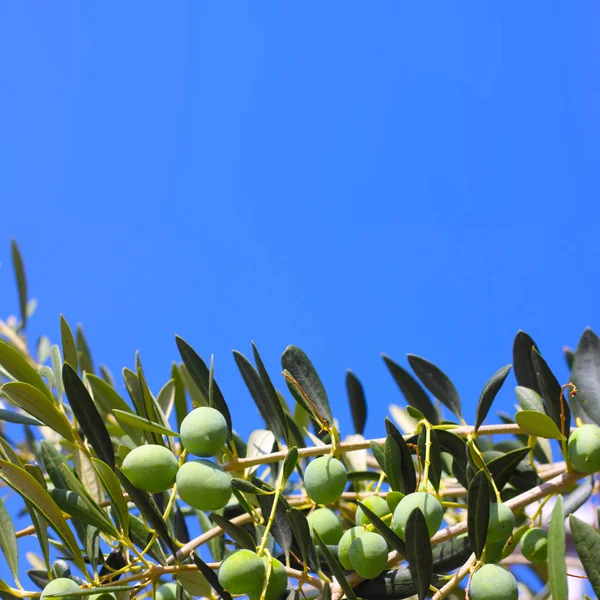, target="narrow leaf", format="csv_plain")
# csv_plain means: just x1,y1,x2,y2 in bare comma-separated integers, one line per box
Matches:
171,363,189,431
190,551,232,600
76,325,94,375
0,340,53,401
11,239,28,330
0,497,18,581
346,370,367,435
467,470,490,559
0,409,43,426
287,507,316,569
515,410,565,440
405,508,433,600
486,446,532,491
357,500,406,557
50,488,117,536
548,495,567,600
2,382,74,442
475,365,511,431
570,514,600,596
370,441,386,472
63,364,115,468
210,513,256,551
281,346,333,425
282,447,299,481
313,531,358,600
91,457,129,533
60,315,78,370
384,418,417,494
112,409,177,437
515,386,545,413
407,354,462,420
257,495,293,560
570,328,600,425
231,478,274,496
512,330,542,394
382,354,439,424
